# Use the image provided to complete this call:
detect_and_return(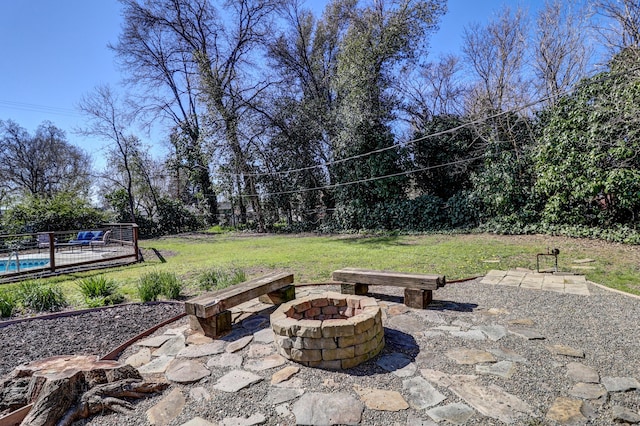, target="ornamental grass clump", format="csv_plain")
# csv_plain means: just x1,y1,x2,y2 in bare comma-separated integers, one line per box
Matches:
137,270,182,302
16,280,67,312
0,289,17,317
196,266,246,291
77,276,124,307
